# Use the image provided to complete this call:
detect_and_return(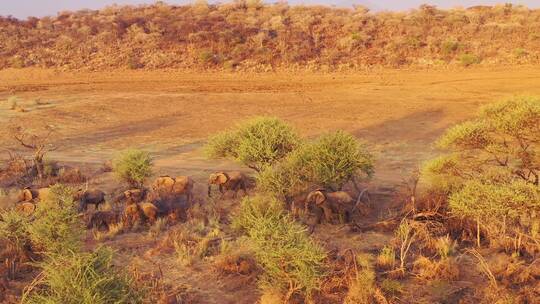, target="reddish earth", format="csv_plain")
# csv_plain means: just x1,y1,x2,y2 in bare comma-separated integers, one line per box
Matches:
1,67,540,303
